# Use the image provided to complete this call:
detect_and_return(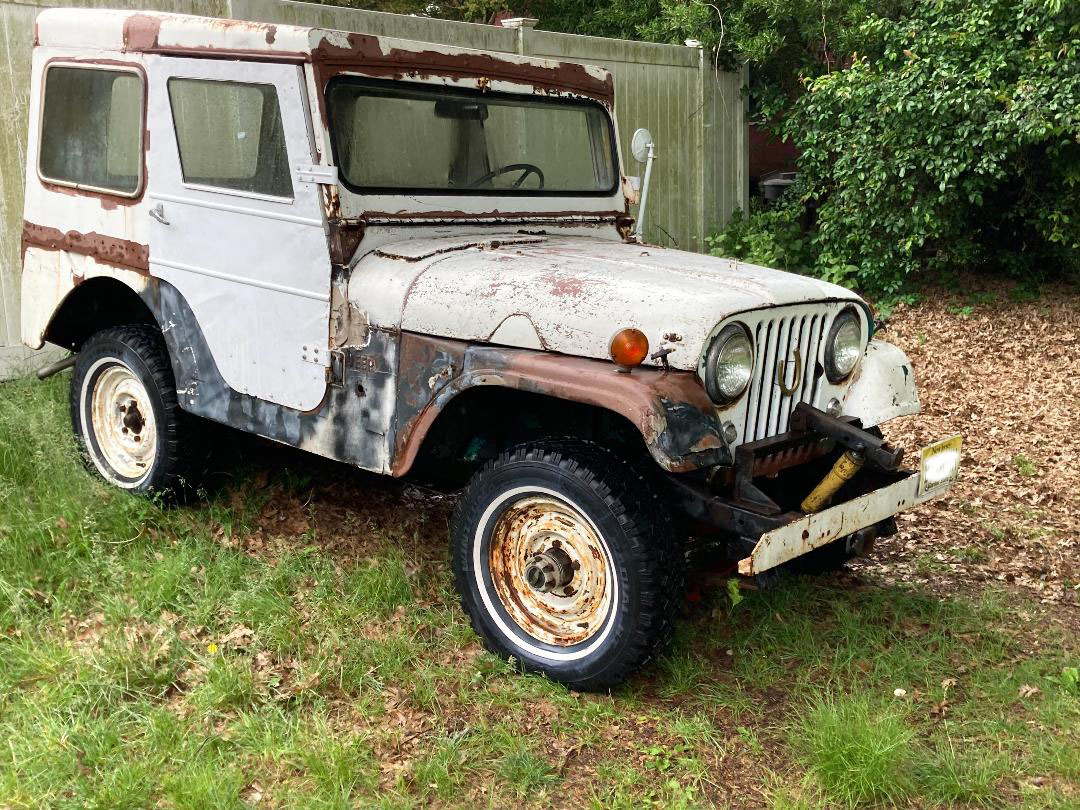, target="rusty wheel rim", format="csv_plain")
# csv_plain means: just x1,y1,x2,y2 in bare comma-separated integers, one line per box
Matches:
86,361,157,485
488,494,614,648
